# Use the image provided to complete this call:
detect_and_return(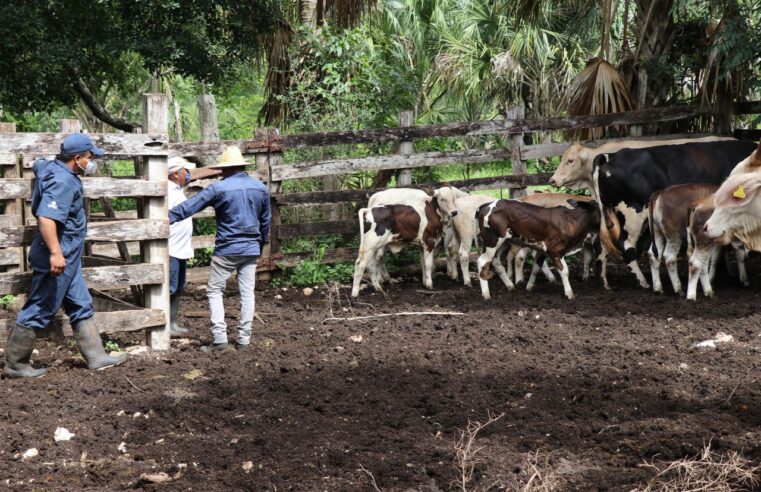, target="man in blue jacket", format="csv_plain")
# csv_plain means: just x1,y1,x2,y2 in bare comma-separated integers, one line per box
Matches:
6,134,128,378
169,146,271,352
